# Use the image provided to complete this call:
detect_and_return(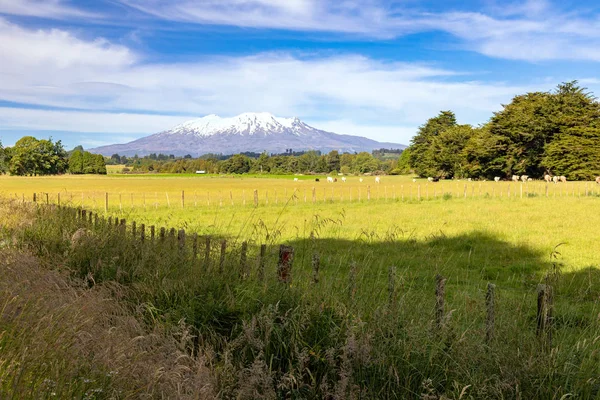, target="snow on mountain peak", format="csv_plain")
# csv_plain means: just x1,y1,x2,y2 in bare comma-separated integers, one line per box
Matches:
167,112,306,137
